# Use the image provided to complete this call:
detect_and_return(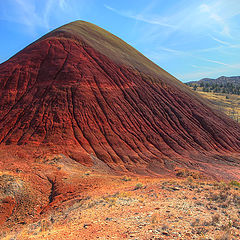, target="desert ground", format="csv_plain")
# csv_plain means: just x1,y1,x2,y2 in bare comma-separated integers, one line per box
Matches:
1,156,240,240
